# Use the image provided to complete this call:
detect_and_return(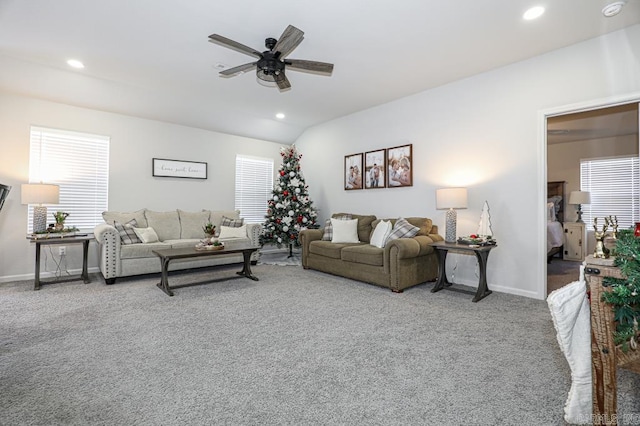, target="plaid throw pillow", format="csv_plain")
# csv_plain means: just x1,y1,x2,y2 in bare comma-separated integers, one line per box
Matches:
113,219,142,245
385,217,420,244
322,214,353,241
221,216,244,228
